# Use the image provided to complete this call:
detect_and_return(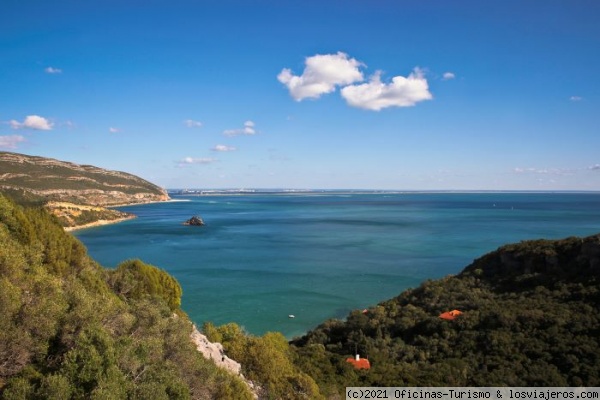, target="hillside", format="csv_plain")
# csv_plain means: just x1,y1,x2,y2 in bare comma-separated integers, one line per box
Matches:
291,234,600,395
3,186,600,398
0,151,169,206
0,194,256,399
0,151,169,228
0,195,326,399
